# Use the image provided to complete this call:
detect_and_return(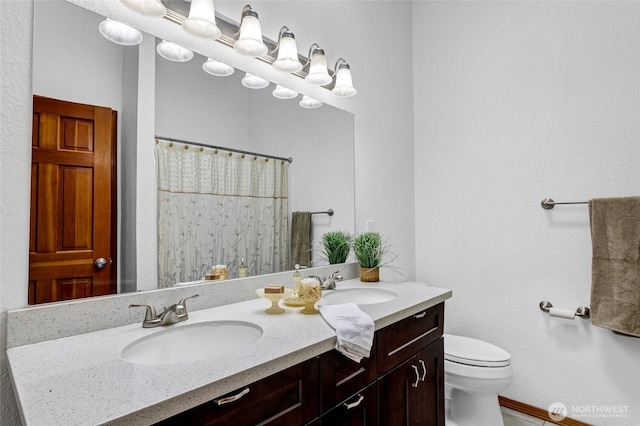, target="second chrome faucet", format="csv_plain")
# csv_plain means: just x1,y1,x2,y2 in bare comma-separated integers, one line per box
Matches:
130,294,200,328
